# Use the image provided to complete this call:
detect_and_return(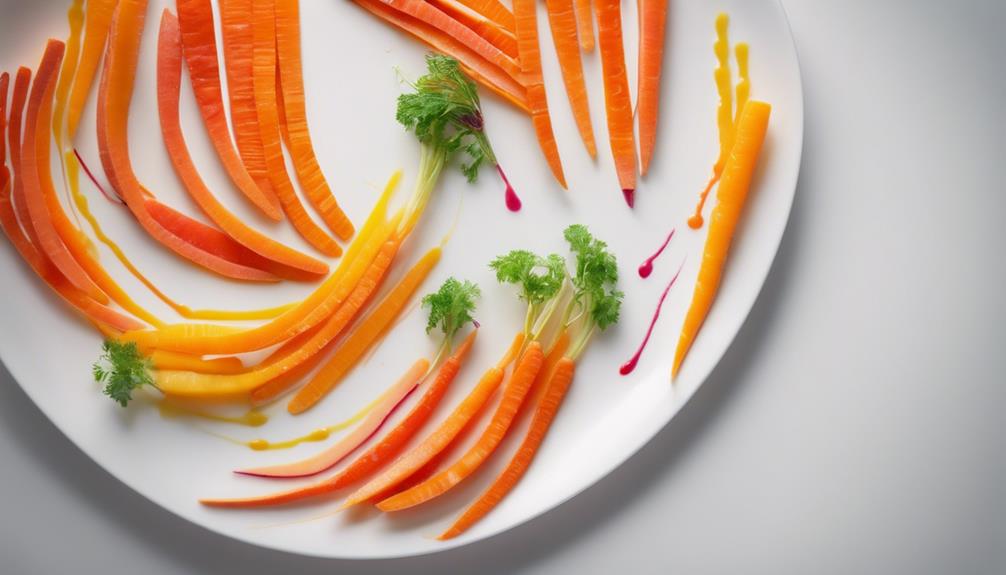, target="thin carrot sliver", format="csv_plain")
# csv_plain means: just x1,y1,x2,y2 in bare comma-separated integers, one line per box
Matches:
427,0,518,58
52,0,84,149
275,0,354,240
251,0,341,257
637,0,669,175
514,0,567,187
573,0,594,52
66,0,117,139
596,0,638,203
672,101,771,378
544,0,597,157
157,10,328,279
453,0,514,30
439,355,575,539
175,0,282,219
377,341,545,511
